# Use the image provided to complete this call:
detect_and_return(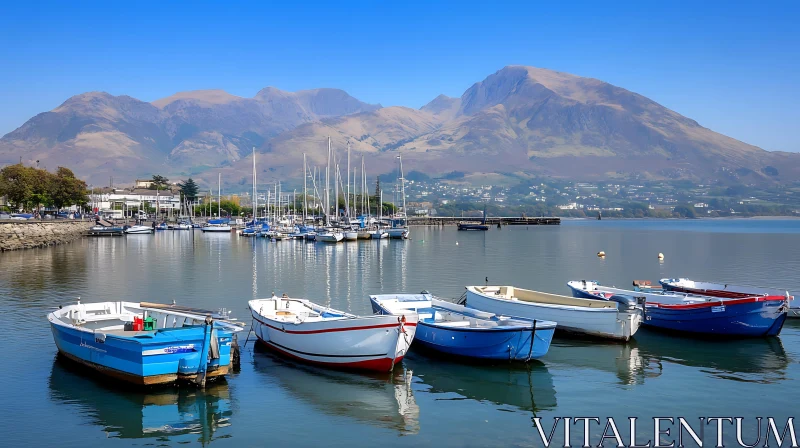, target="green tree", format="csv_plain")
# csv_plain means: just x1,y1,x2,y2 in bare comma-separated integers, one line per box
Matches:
0,164,34,209
219,199,241,217
672,204,697,218
178,178,199,202
150,175,169,190
50,167,88,209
